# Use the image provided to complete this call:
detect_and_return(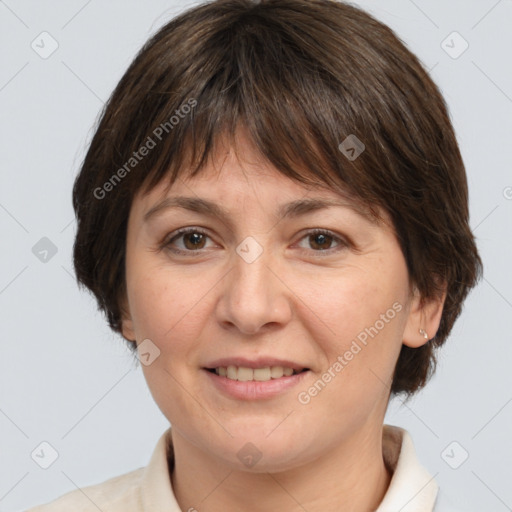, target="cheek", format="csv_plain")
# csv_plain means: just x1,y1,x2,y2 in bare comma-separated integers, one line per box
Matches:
302,263,407,346
126,265,214,420
298,260,408,392
126,262,222,361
